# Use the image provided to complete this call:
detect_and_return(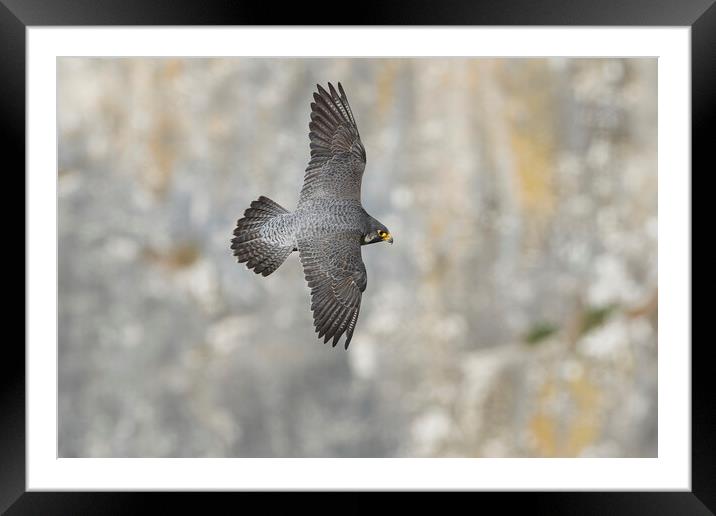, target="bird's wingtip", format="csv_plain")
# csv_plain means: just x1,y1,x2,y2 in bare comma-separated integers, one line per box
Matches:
316,82,344,96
